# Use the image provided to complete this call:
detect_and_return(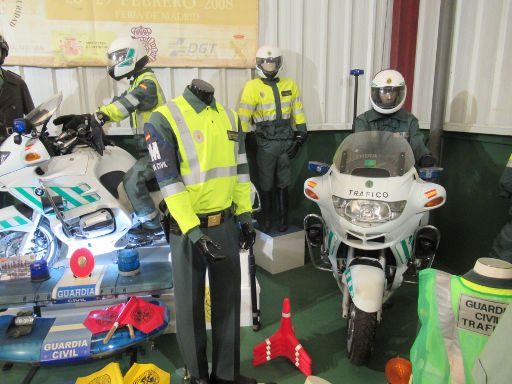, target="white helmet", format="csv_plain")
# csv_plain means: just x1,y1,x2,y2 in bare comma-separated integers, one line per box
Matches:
255,45,283,79
107,37,149,81
370,69,407,114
